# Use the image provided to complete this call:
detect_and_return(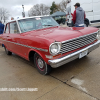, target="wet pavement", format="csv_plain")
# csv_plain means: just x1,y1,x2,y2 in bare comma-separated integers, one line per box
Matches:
0,41,100,100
